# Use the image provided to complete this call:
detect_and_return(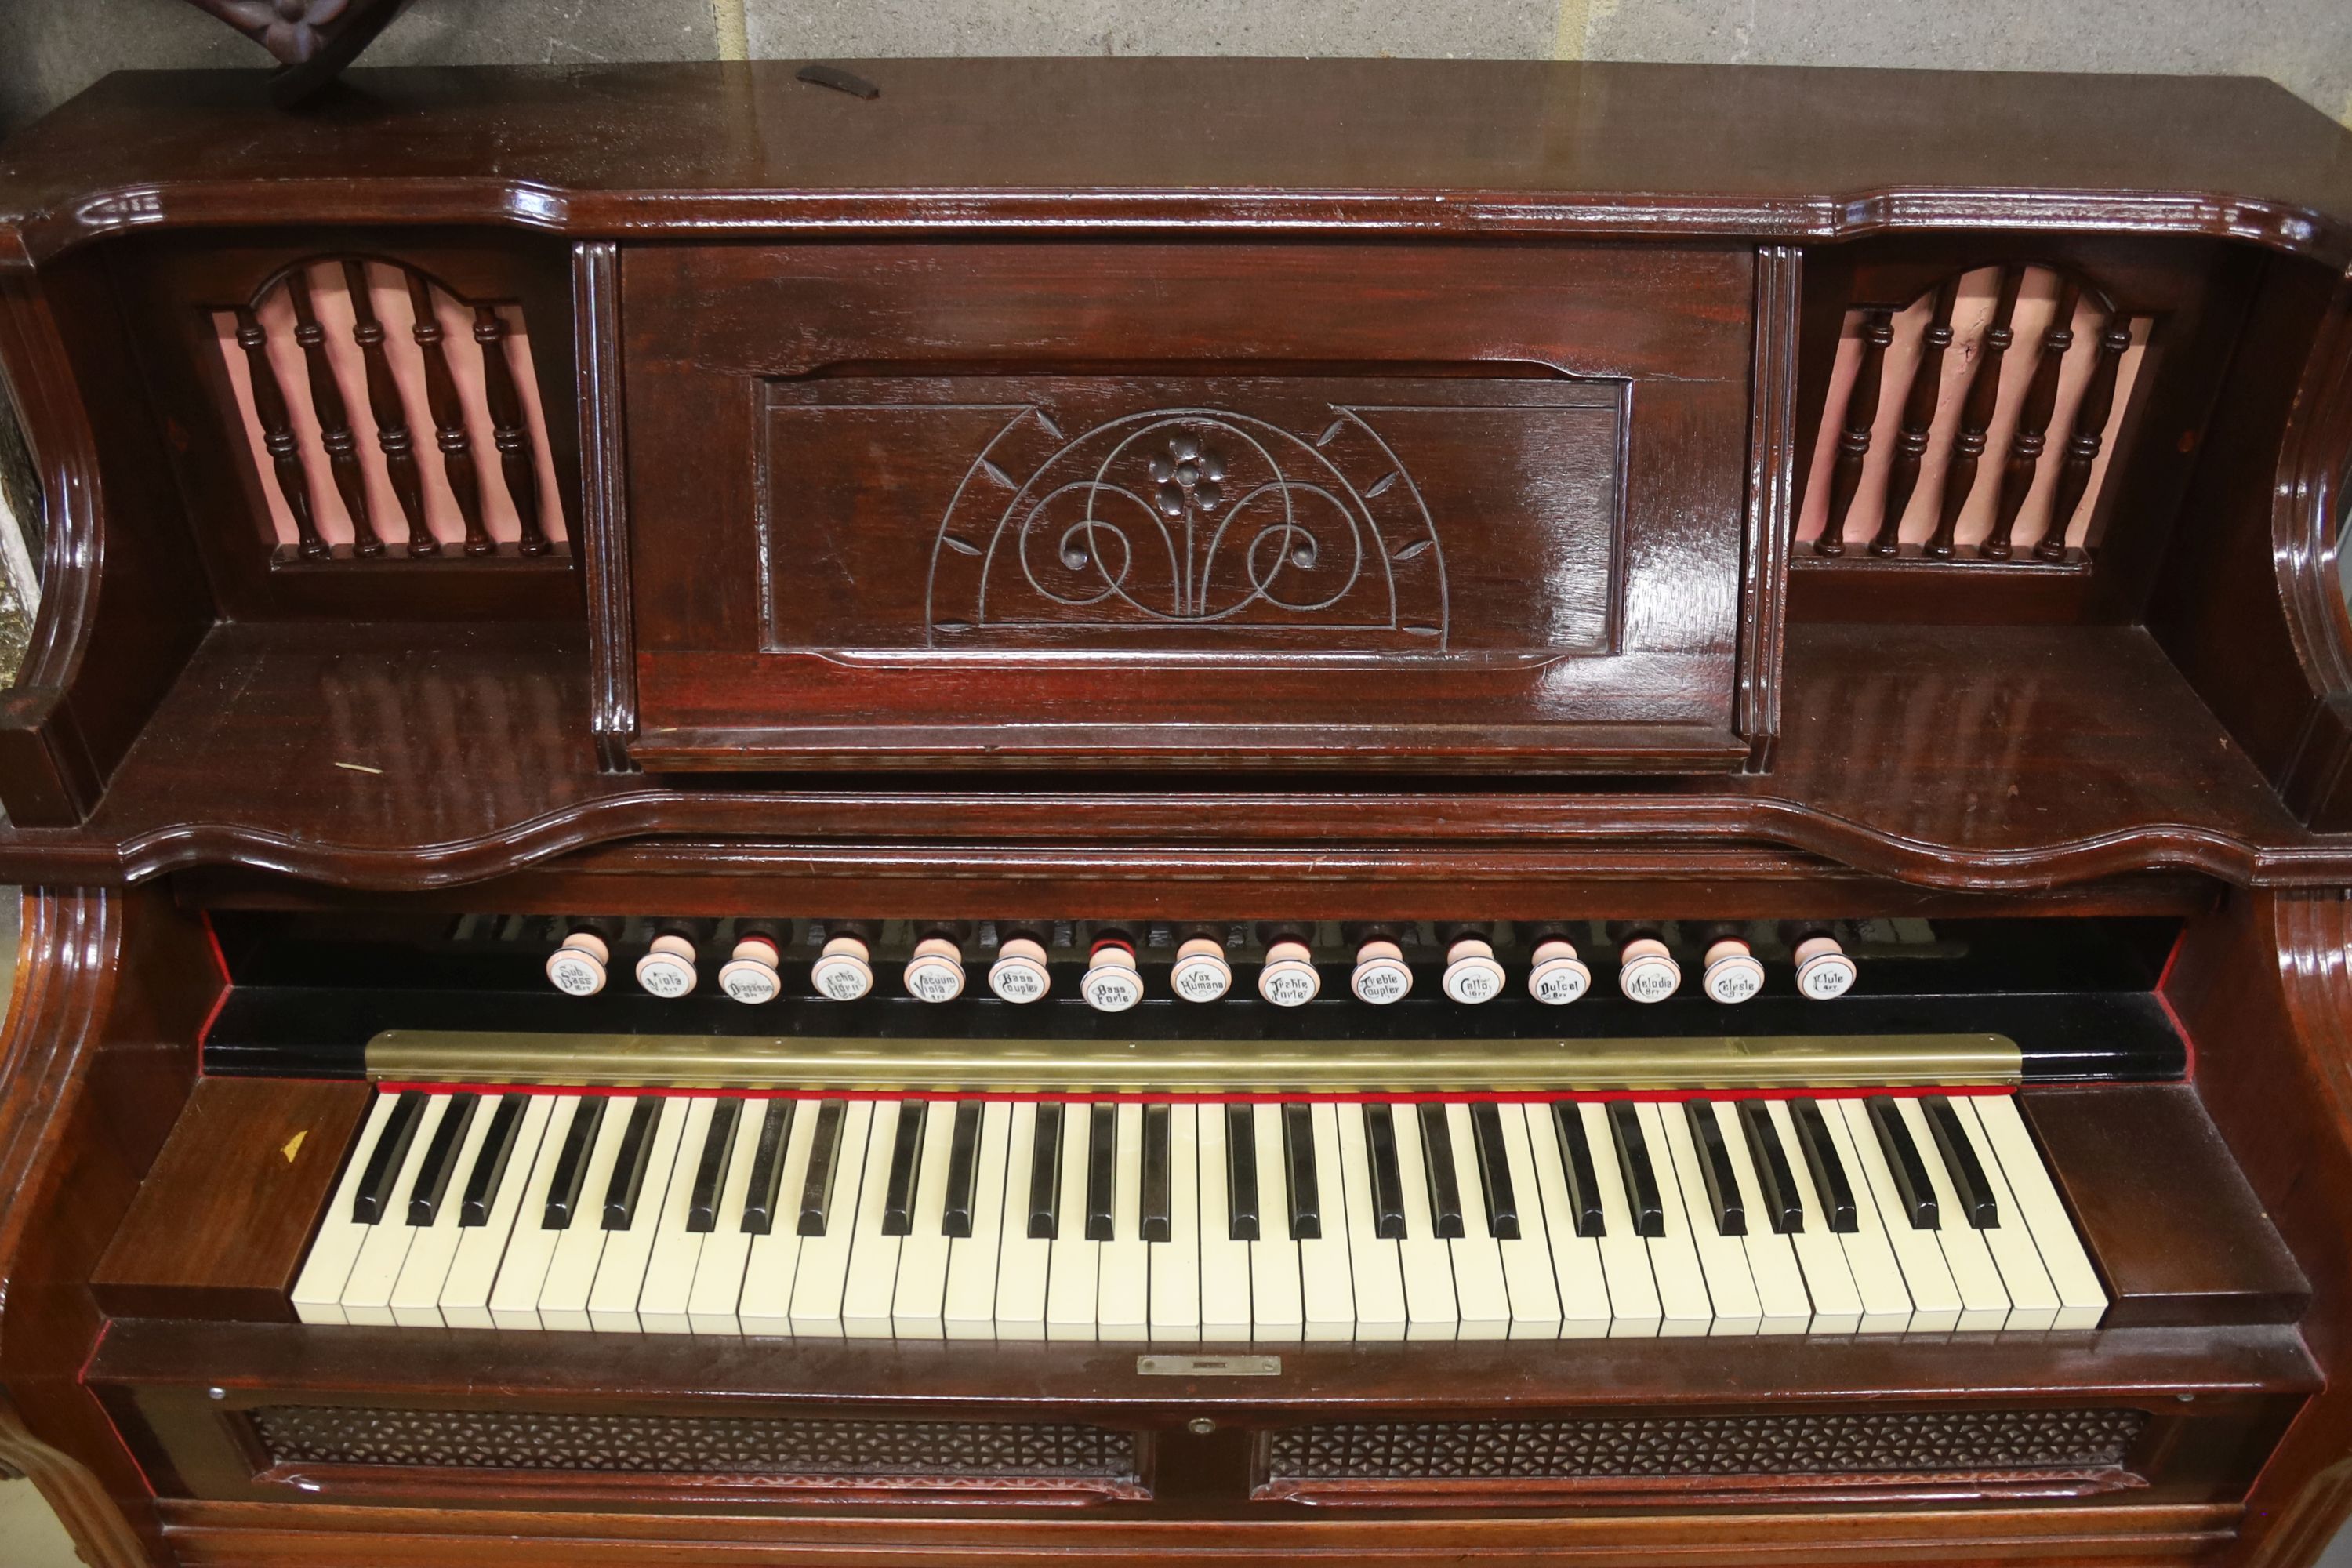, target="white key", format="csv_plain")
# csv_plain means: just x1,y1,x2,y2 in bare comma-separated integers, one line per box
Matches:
1520,1105,1613,1338
840,1101,907,1337
1710,1101,1815,1334
1249,1105,1305,1341
993,1102,1052,1339
1389,1102,1460,1339
539,1097,637,1331
390,1094,502,1327
1894,1097,2010,1330
686,1098,774,1334
944,1101,1012,1339
739,1100,823,1336
292,1091,405,1326
1299,1105,1356,1341
440,1095,557,1331
1633,1102,1715,1337
1196,1102,1253,1339
1336,1104,1405,1340
635,1097,719,1334
893,1101,964,1338
1936,1097,2060,1330
1773,1099,1908,1333
339,1094,452,1327
1046,1104,1101,1340
1442,1105,1511,1340
1655,1102,1761,1336
1969,1094,2107,1330
1148,1104,1203,1341
789,1099,875,1335
1098,1103,1150,1341
1835,1098,1961,1331
488,1094,588,1330
589,1099,690,1331
1488,1105,1561,1338
1581,1102,1662,1338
